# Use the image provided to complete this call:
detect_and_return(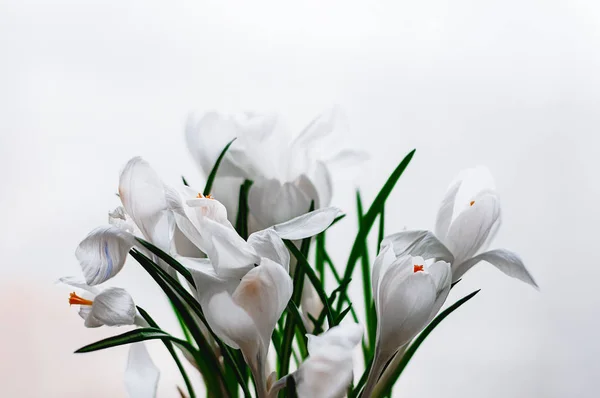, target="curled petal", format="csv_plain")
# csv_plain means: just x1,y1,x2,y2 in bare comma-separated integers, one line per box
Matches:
58,276,100,295
306,323,363,354
272,207,343,240
247,228,290,272
233,258,293,349
75,226,135,285
125,343,160,398
90,287,136,327
381,230,454,263
453,249,538,288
